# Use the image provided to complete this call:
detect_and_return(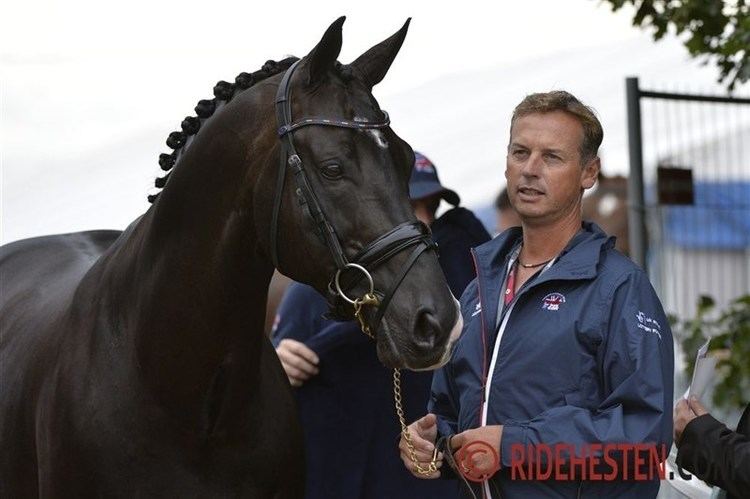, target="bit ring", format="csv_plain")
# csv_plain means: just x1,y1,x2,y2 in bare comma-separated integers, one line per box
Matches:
334,263,375,304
